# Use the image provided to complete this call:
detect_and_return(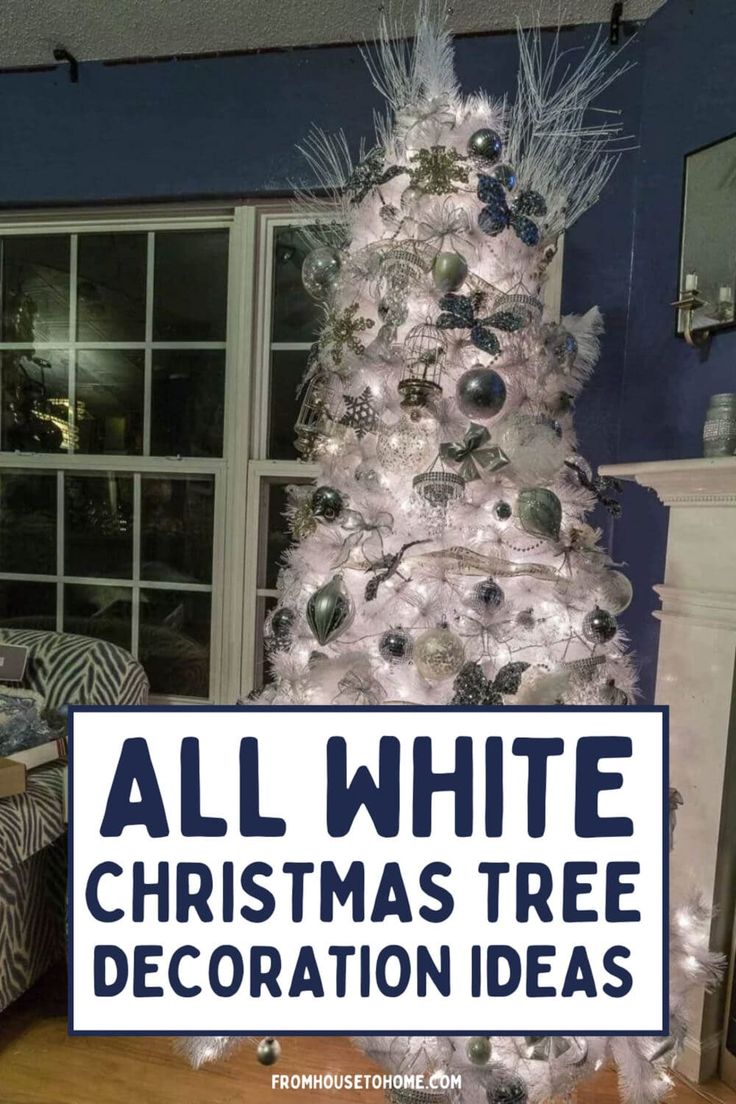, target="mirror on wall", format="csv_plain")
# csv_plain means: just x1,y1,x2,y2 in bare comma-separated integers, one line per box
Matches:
678,133,736,339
